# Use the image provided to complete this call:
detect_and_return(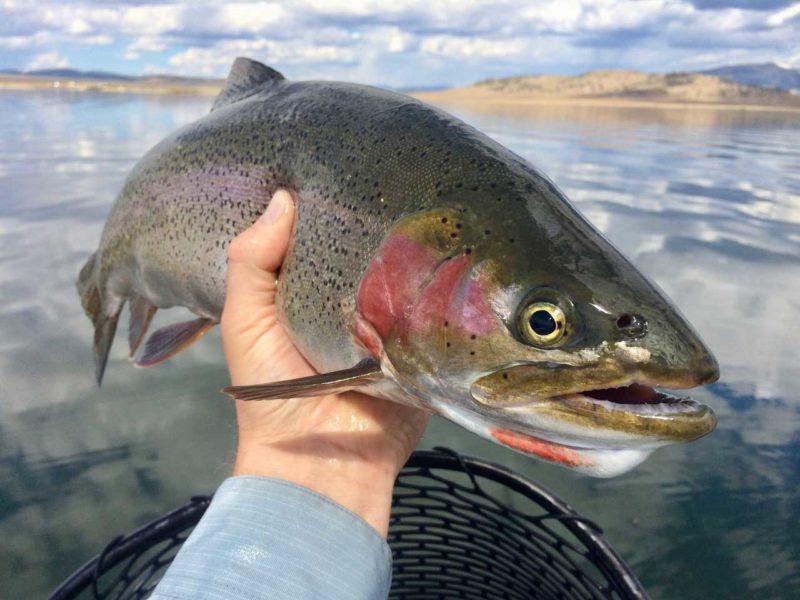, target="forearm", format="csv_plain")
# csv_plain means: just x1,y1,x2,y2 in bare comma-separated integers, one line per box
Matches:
150,476,393,600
